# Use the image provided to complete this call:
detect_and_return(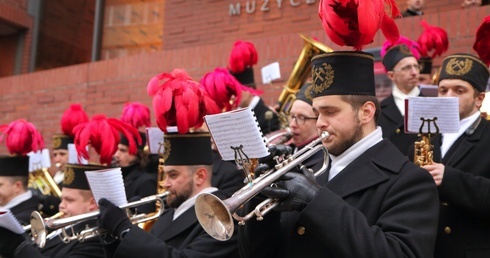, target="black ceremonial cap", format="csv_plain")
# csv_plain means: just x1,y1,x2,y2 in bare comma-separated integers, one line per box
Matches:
52,134,73,150
230,67,256,89
63,164,107,190
382,44,415,71
419,57,433,75
295,82,314,106
161,132,213,166
438,54,490,93
311,51,375,97
120,132,147,150
0,156,29,177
